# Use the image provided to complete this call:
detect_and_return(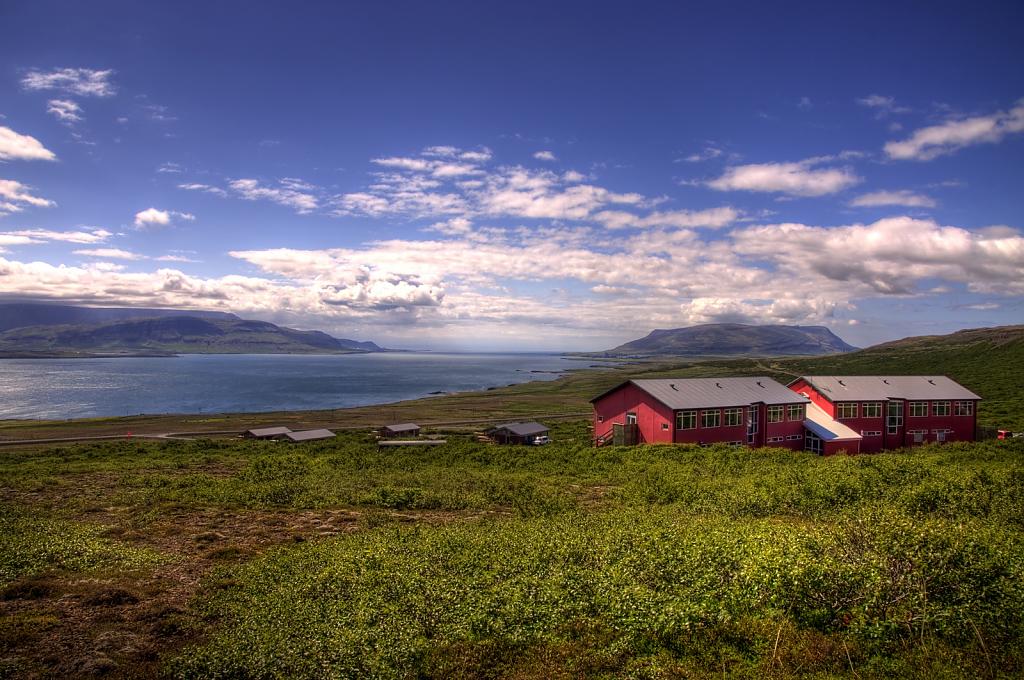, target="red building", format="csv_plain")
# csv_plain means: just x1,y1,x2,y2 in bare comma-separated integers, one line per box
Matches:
788,375,980,453
591,377,810,449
